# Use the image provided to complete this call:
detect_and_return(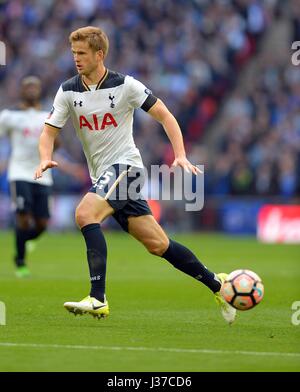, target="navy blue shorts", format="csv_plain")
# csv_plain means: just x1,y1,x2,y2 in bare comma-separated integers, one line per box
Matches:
10,181,51,219
89,164,152,232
